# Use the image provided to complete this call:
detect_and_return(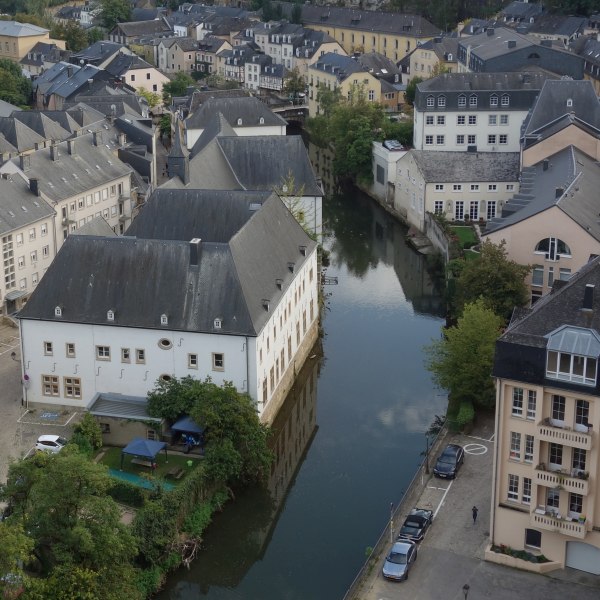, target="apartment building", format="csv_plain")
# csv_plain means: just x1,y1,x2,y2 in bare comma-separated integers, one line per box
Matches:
413,72,553,153
0,20,64,63
491,257,600,575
